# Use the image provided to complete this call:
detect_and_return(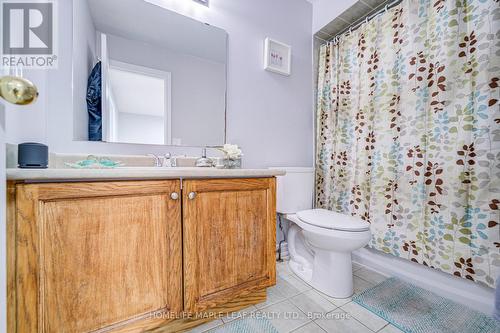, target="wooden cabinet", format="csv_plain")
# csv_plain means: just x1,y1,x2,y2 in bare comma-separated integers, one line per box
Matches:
182,178,276,312
10,180,182,332
8,177,276,332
